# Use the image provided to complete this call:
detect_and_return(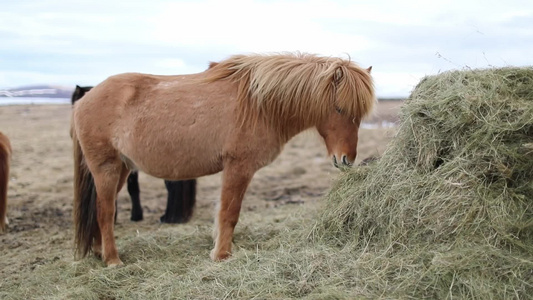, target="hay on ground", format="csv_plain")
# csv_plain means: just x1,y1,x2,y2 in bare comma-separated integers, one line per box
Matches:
316,67,533,299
